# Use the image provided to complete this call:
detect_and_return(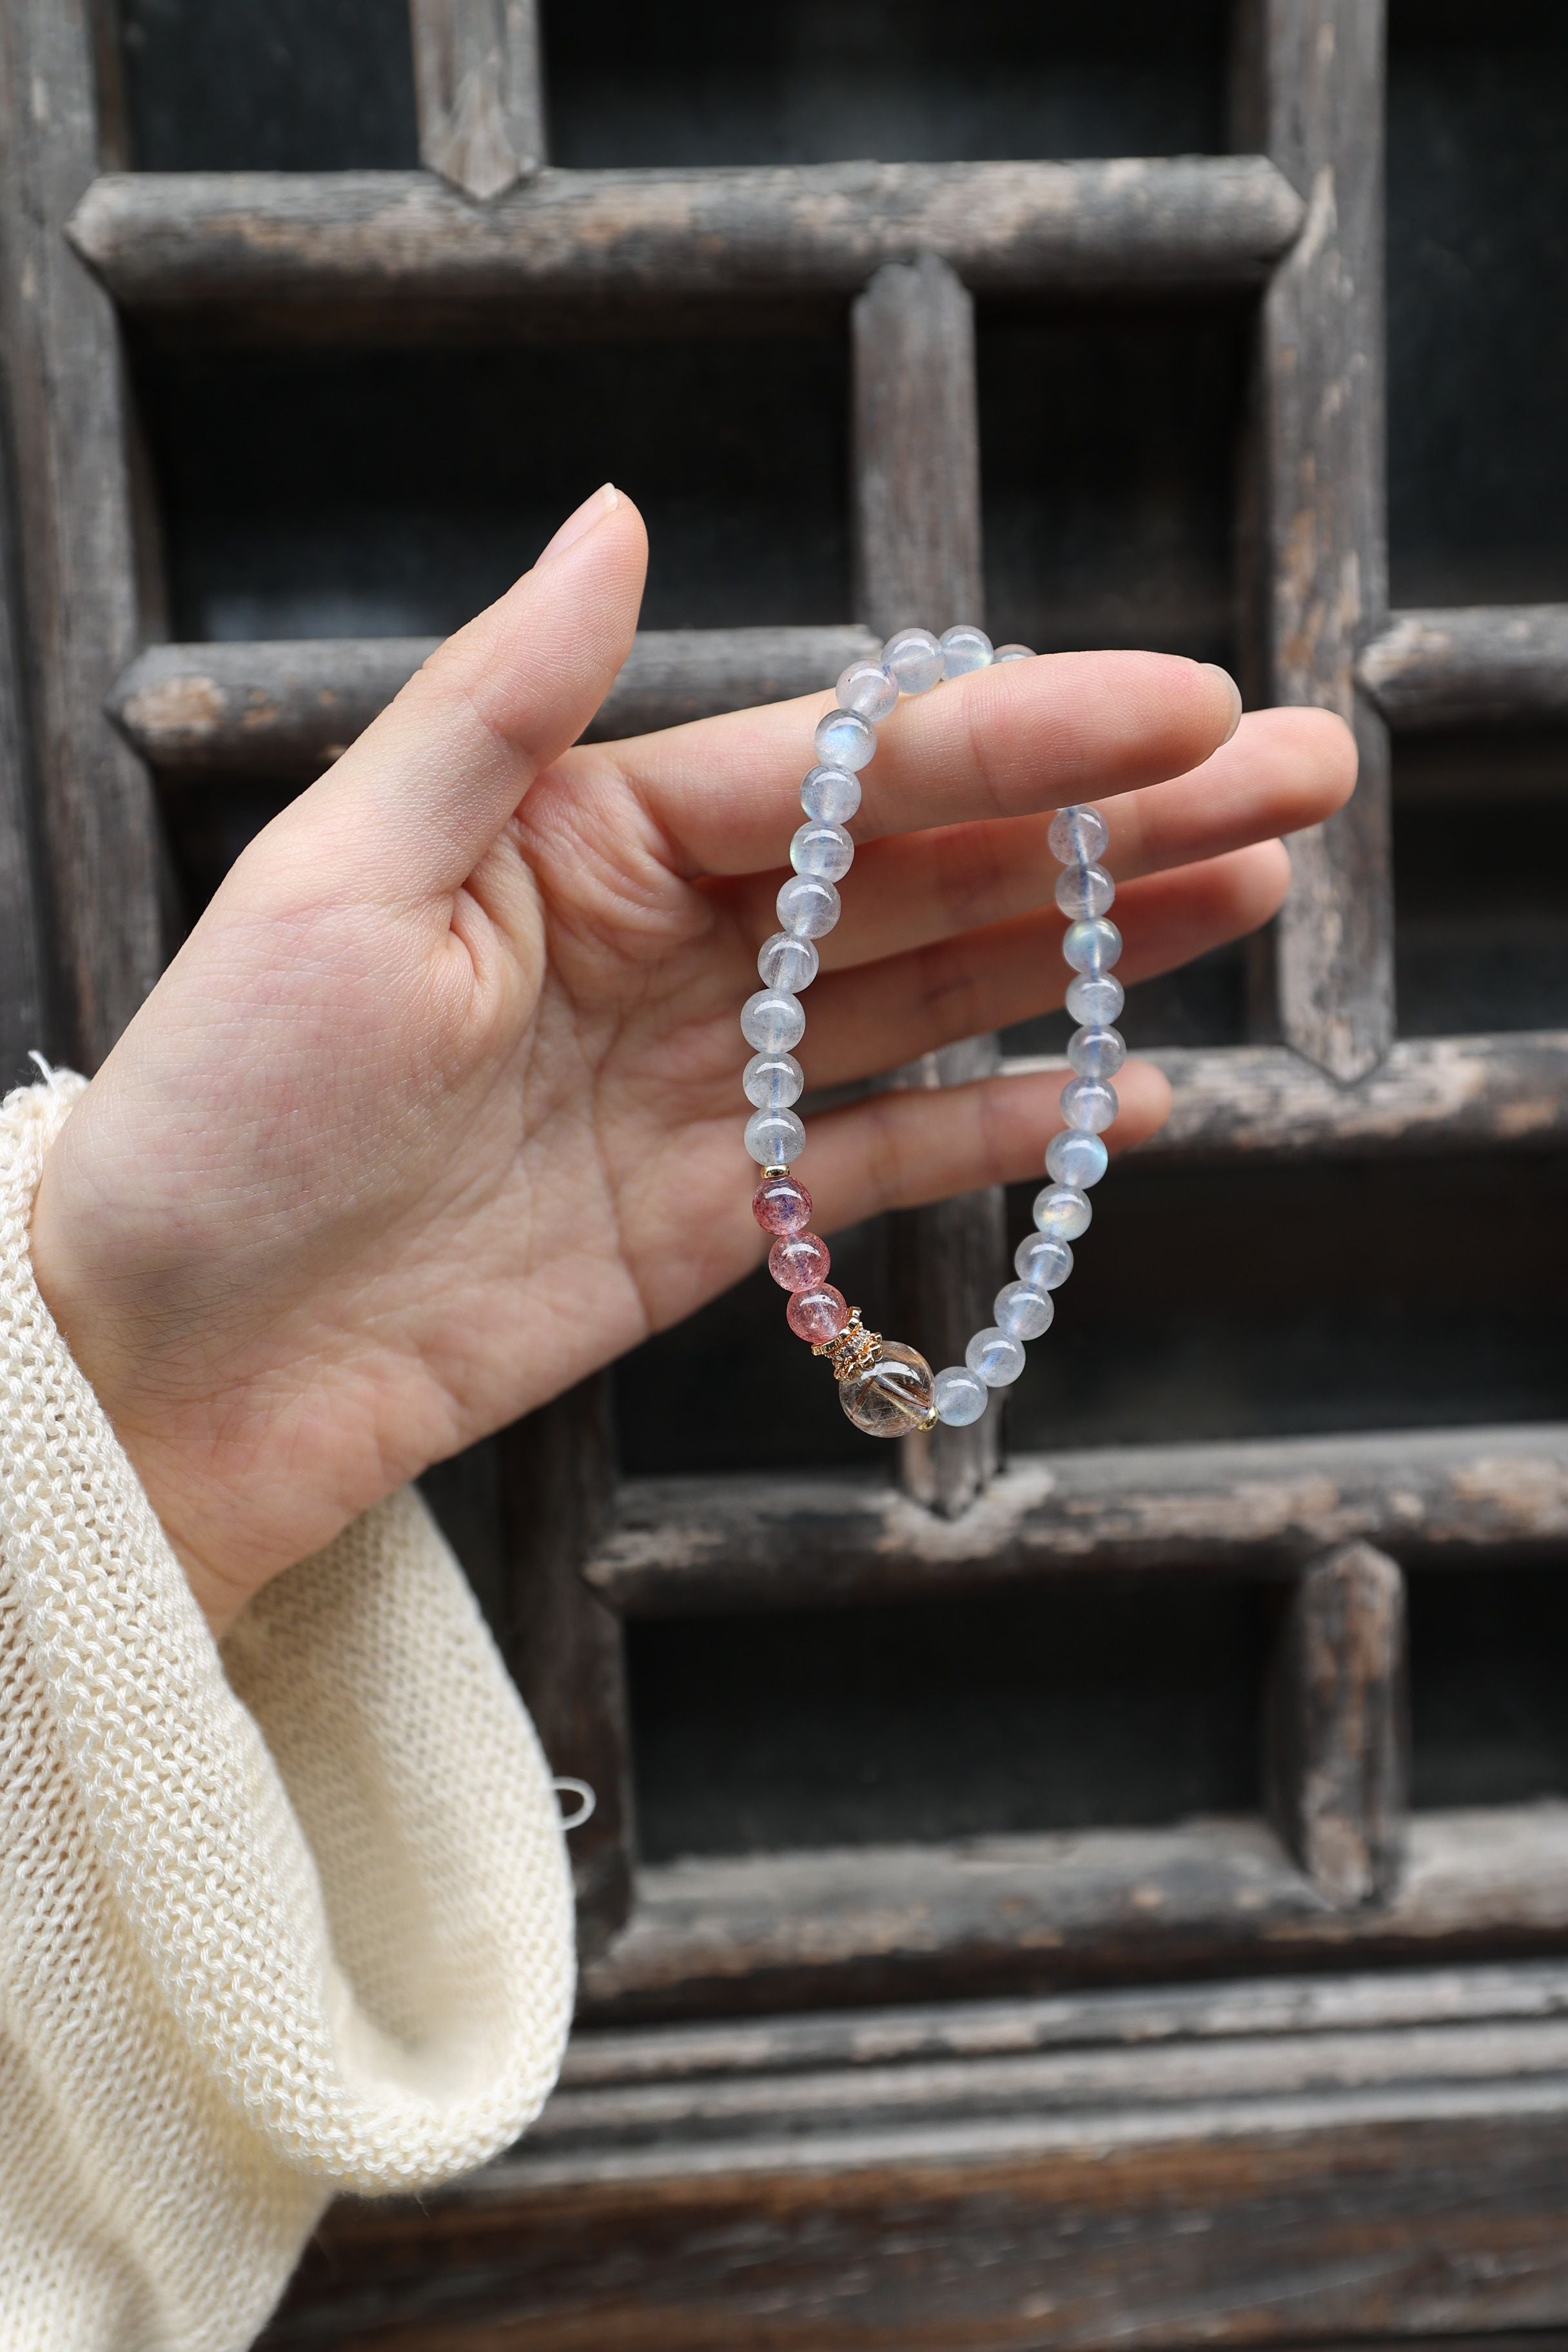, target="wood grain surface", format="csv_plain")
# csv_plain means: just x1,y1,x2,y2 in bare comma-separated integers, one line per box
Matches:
409,0,545,202
1241,0,1394,1083
1360,604,1568,730
68,157,1306,313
